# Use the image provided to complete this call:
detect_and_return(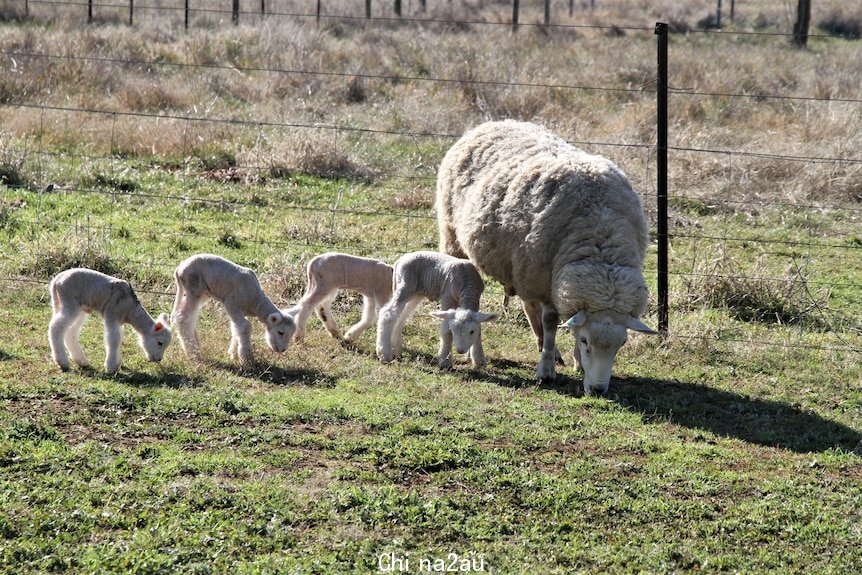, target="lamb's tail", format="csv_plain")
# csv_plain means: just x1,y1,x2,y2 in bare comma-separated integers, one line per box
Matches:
48,276,61,314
